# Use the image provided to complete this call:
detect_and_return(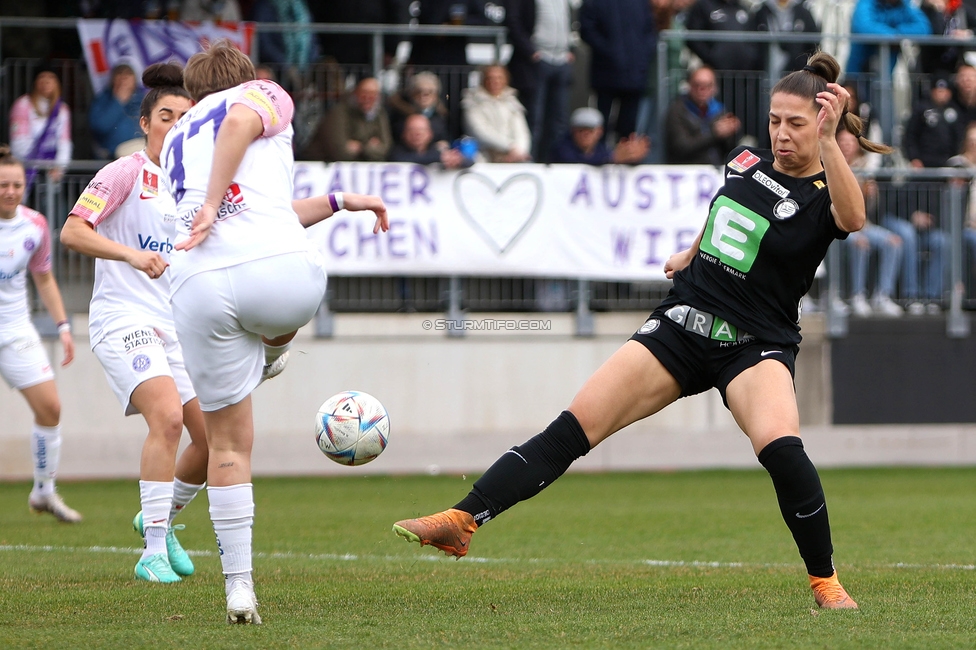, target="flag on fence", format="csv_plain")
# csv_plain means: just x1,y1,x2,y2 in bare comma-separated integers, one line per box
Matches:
77,19,254,94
